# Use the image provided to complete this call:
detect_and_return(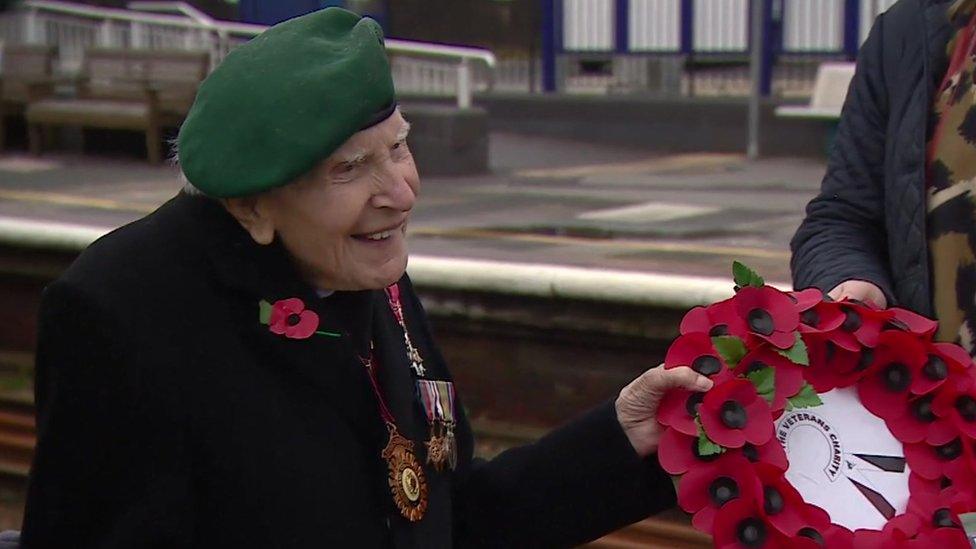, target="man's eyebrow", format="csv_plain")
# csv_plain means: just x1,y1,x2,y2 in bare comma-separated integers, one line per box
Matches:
396,122,411,142
335,149,368,165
